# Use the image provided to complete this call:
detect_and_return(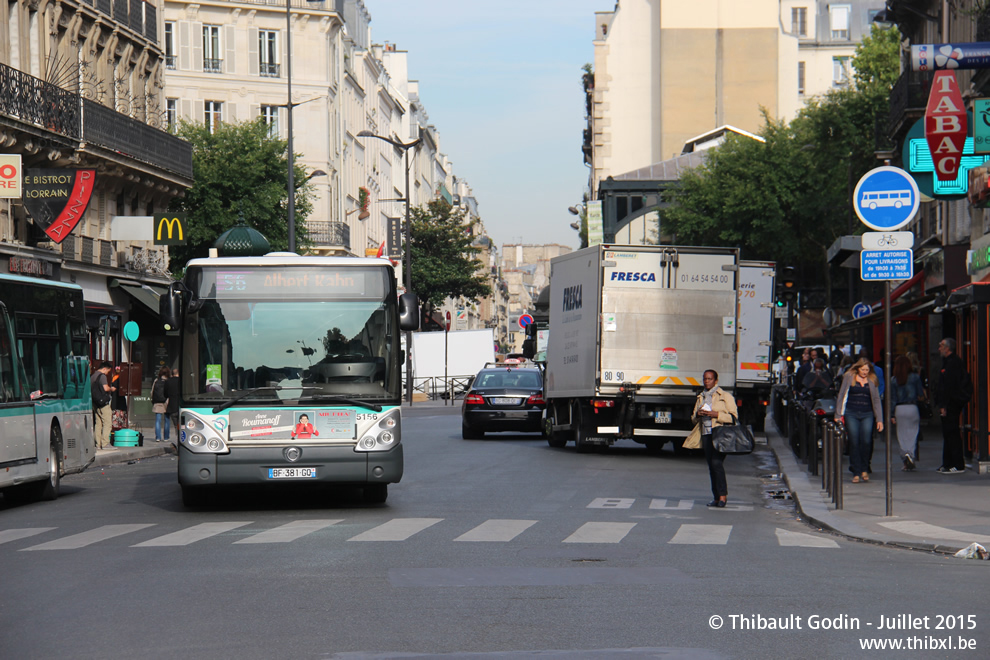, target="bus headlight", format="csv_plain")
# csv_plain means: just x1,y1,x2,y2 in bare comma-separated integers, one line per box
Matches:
180,412,229,454
354,409,402,452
